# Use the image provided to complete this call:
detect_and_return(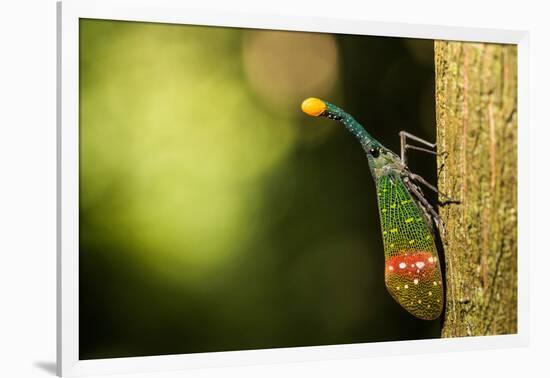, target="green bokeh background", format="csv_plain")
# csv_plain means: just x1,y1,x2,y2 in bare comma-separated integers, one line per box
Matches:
79,19,440,359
